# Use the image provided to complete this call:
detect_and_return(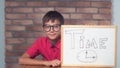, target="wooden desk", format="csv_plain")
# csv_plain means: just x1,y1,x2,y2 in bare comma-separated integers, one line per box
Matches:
20,65,113,68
